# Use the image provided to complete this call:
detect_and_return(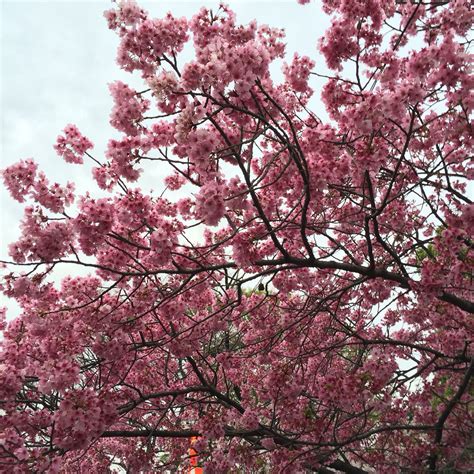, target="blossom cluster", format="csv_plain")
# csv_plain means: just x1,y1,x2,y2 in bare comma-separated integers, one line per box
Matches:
109,81,150,136
1,0,473,472
54,124,93,164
